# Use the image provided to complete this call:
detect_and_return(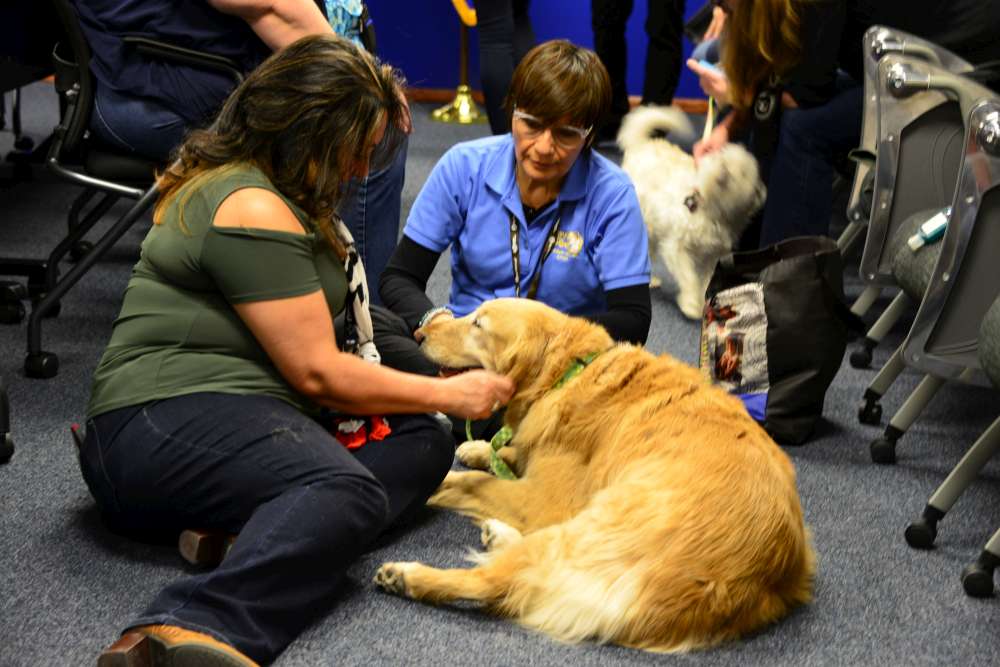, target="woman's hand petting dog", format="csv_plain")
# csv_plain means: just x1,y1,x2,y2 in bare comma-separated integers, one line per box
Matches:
438,370,514,421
